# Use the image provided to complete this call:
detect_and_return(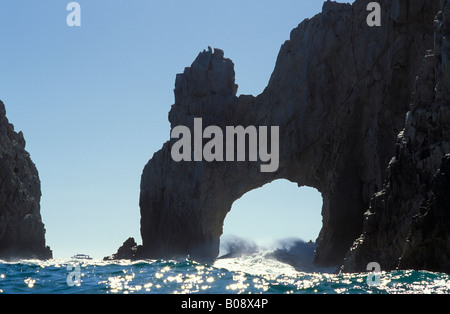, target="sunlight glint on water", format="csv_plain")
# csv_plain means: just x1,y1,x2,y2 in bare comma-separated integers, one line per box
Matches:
0,256,449,294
